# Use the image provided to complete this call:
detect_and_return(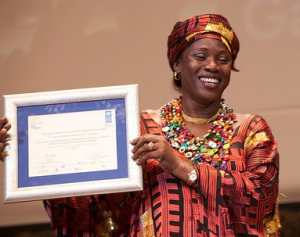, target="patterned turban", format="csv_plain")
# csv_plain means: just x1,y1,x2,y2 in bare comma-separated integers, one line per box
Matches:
167,14,240,71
